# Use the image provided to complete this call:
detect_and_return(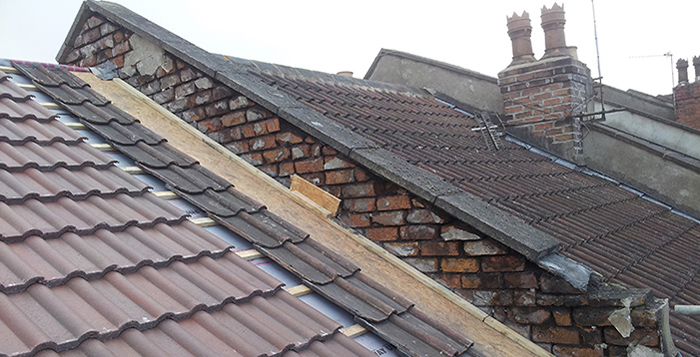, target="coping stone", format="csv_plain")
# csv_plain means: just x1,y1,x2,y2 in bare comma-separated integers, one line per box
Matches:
435,192,561,261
